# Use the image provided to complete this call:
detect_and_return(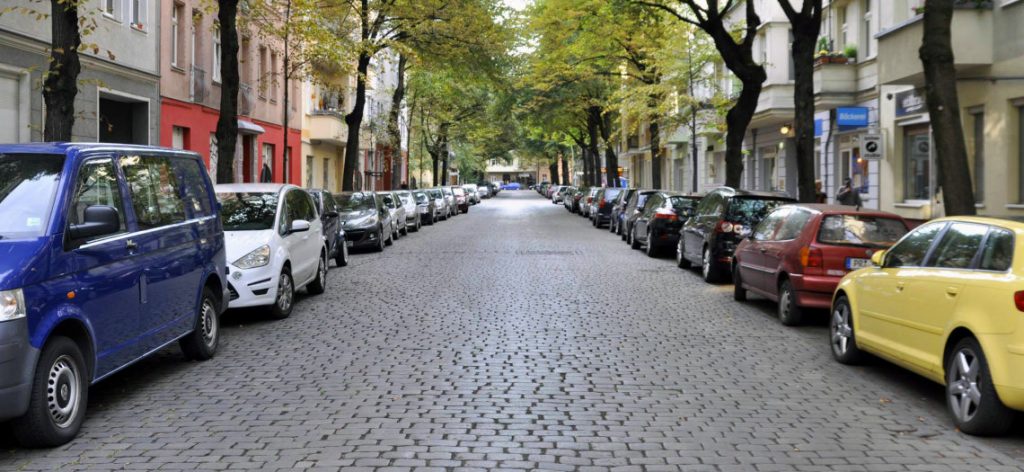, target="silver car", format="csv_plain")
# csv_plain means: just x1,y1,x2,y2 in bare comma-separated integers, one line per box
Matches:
440,186,456,217
478,185,491,199
463,184,480,205
427,188,450,220
413,190,437,225
396,190,422,232
379,191,407,238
